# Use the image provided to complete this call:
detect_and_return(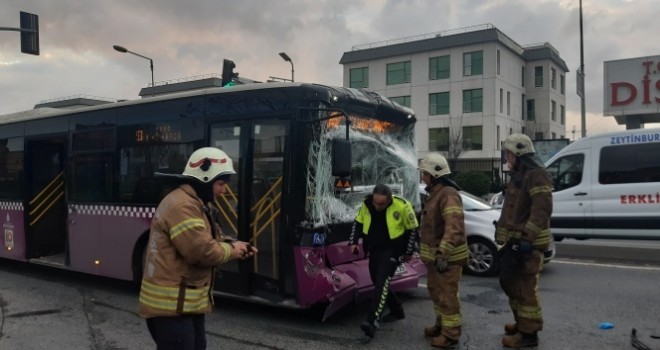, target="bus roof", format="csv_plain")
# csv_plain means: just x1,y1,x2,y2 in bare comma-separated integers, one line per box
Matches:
0,82,415,127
